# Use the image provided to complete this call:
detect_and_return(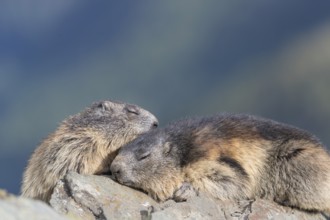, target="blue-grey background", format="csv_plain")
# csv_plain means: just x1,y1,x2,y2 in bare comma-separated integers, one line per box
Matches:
1,1,330,195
